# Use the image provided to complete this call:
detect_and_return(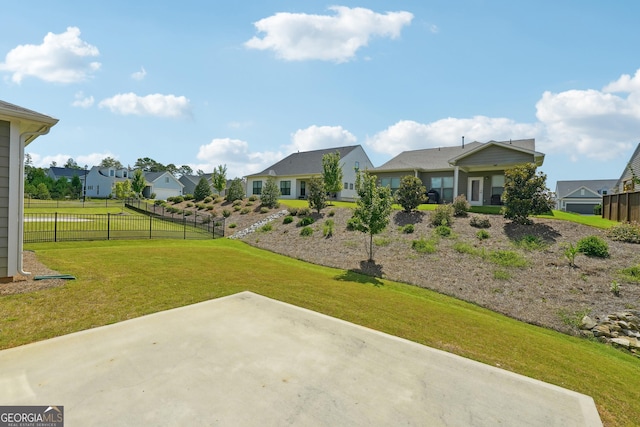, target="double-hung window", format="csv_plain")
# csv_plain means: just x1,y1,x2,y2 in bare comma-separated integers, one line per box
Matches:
280,180,291,196
252,180,262,195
